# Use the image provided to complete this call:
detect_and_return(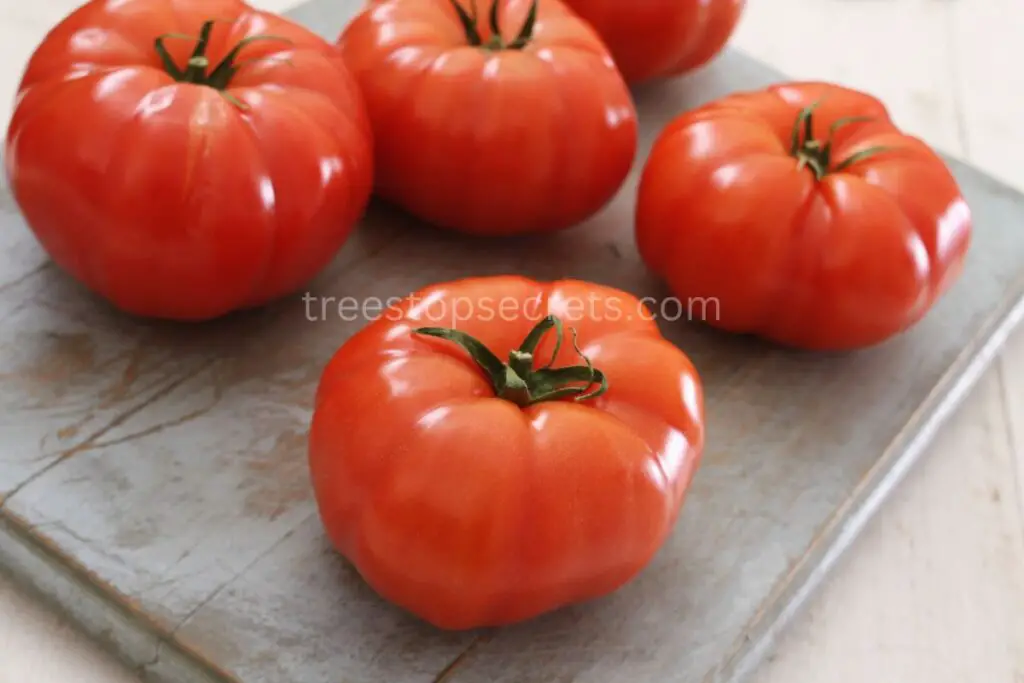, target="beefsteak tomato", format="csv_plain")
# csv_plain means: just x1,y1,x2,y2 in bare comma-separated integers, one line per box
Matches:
560,0,745,84
308,276,705,629
635,82,972,351
337,0,638,236
4,0,373,321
